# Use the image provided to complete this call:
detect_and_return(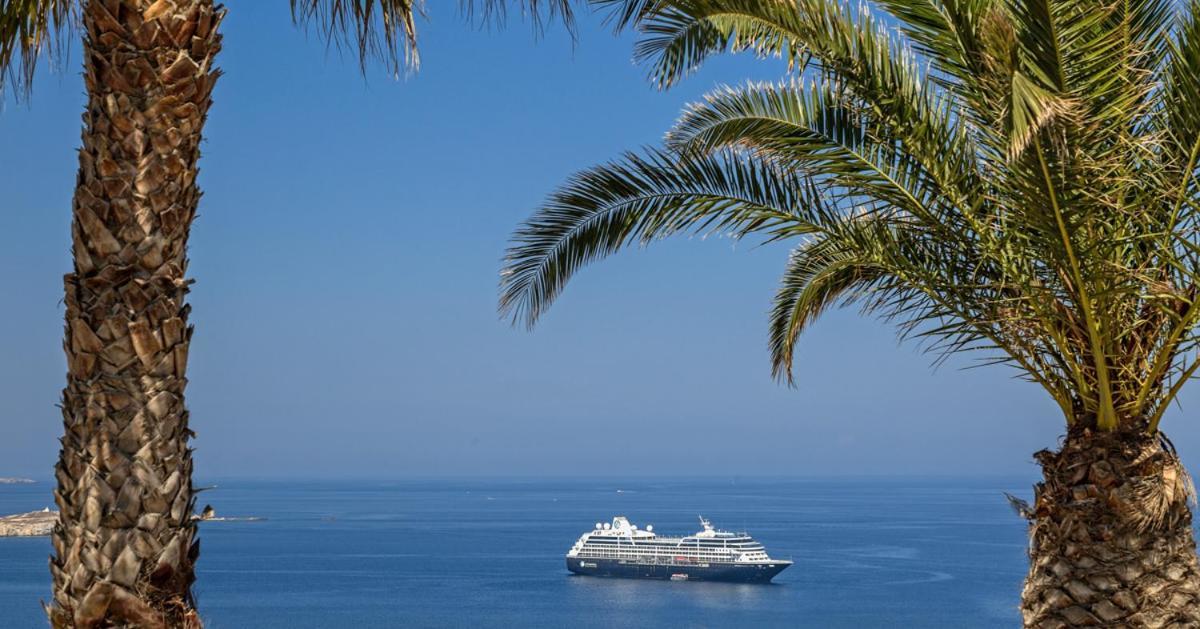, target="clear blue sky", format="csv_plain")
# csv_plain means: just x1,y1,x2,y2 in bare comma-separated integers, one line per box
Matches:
3,3,1194,479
